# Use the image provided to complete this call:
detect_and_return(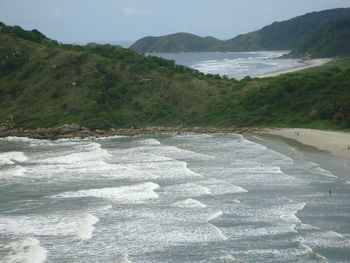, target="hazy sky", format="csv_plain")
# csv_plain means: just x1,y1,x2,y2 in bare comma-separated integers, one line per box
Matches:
0,0,349,44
